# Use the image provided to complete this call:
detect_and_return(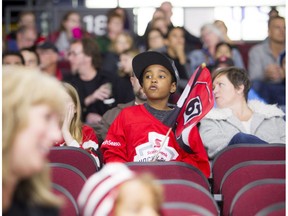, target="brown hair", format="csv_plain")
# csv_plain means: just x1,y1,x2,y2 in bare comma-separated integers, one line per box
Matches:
71,38,102,70
212,66,251,101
